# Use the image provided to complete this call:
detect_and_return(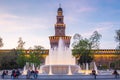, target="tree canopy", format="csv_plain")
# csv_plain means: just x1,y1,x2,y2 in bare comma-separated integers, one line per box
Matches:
72,31,102,65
